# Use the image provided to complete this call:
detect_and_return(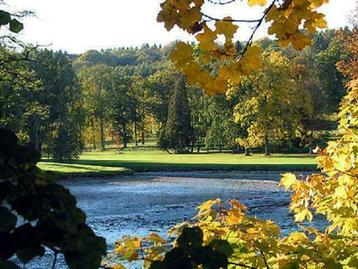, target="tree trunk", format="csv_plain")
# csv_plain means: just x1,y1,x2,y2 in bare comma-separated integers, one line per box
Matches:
141,124,145,145
48,125,54,159
122,125,128,148
244,147,251,156
264,134,270,156
99,116,105,151
134,121,138,146
91,117,96,150
308,131,314,154
30,120,41,152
